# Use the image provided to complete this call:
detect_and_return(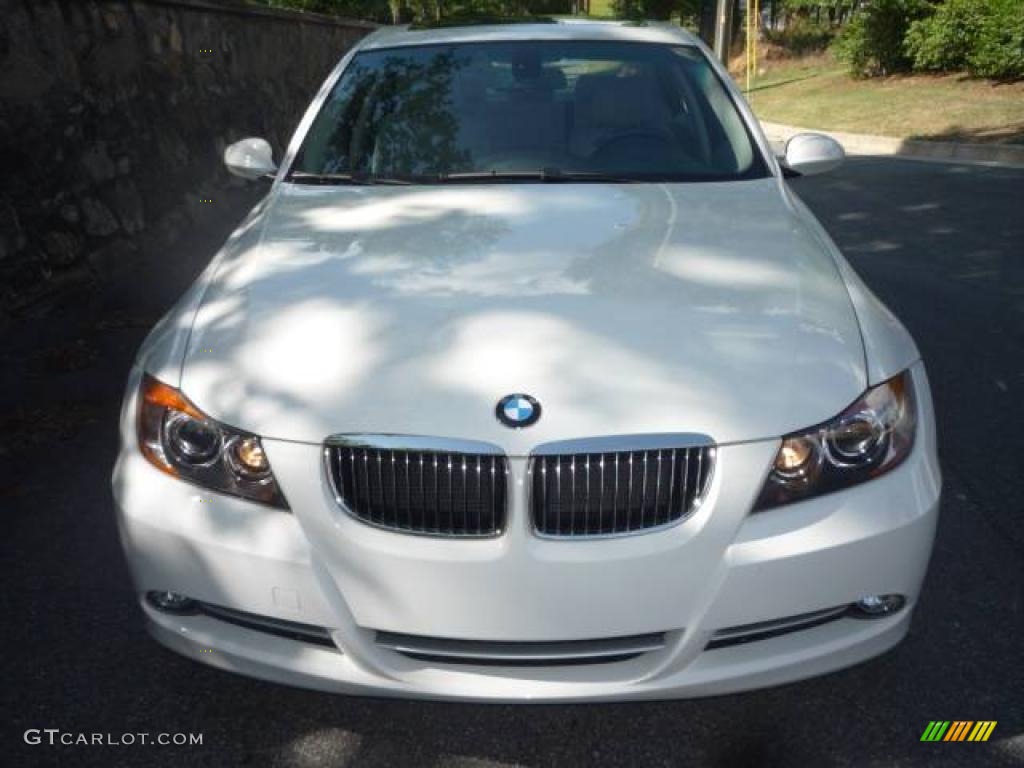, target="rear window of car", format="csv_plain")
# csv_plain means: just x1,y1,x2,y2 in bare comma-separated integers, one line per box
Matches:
291,40,769,183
